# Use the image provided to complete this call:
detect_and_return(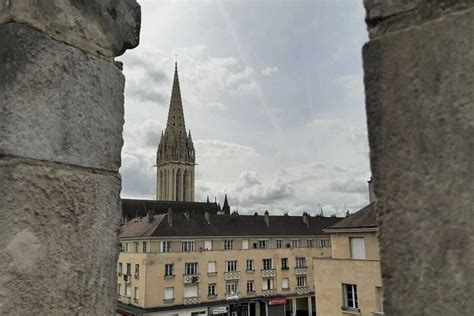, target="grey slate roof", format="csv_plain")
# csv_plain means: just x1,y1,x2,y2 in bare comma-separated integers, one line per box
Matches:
120,212,343,238
330,203,377,229
121,199,220,220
